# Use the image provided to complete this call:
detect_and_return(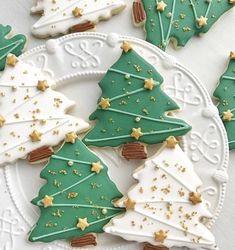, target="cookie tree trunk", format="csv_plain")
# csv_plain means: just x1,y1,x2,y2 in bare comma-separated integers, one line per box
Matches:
121,142,147,160
143,243,169,250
